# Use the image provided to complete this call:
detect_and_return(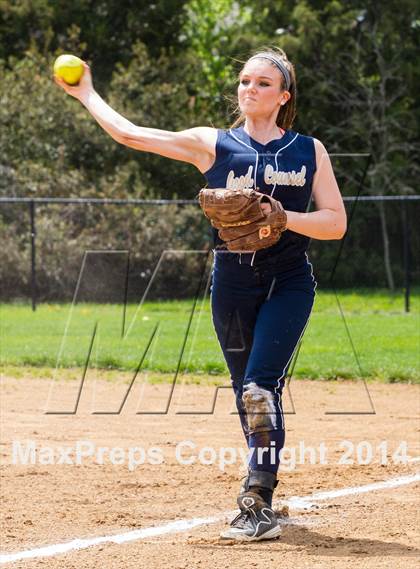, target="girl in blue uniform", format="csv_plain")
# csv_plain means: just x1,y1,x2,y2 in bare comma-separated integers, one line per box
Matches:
55,48,346,542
